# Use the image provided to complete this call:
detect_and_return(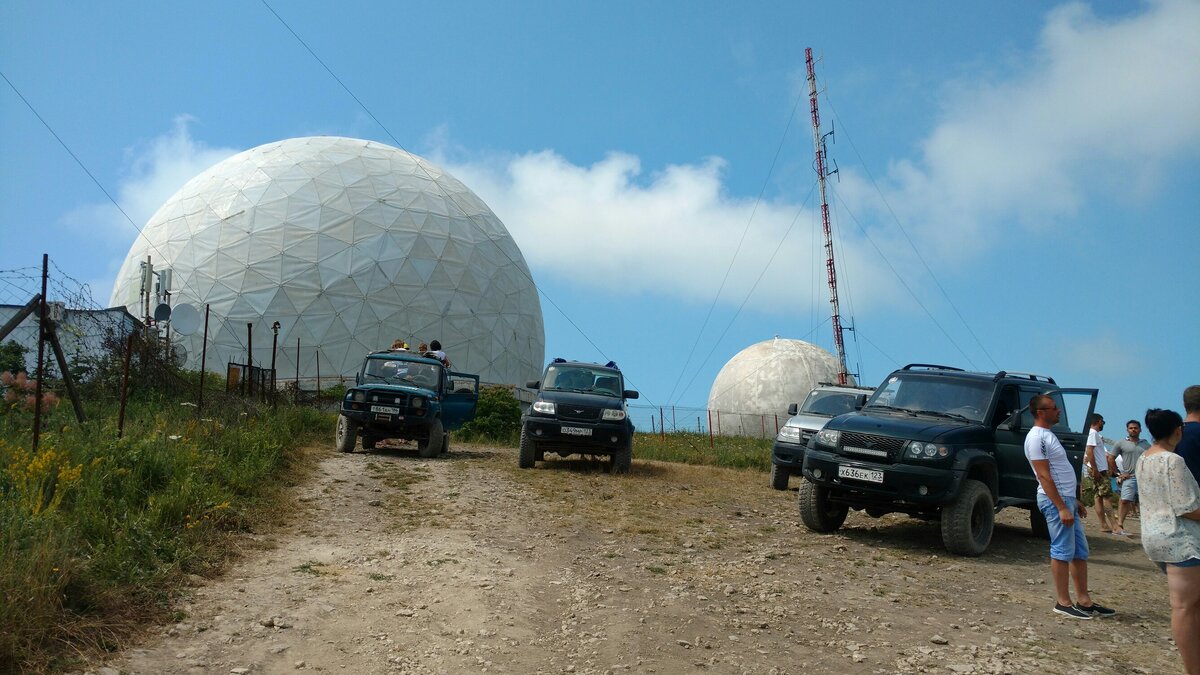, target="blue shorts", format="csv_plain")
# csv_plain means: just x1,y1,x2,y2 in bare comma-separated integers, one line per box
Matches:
1037,493,1089,561
1120,475,1138,501
1156,558,1200,573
